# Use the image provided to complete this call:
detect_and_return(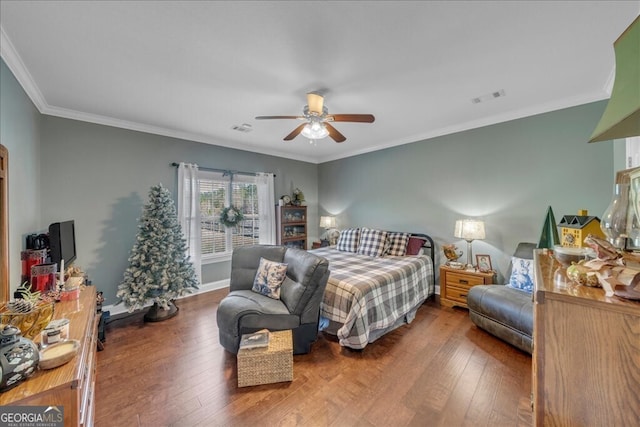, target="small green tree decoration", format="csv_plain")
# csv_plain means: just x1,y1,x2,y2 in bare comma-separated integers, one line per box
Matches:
117,184,198,321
